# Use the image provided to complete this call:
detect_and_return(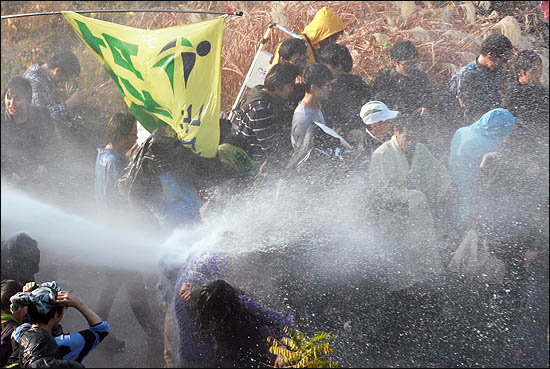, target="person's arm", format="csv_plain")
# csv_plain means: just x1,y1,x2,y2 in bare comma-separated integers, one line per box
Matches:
56,291,102,327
